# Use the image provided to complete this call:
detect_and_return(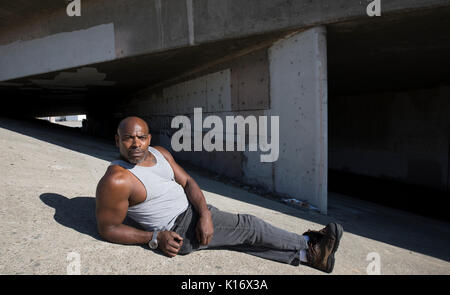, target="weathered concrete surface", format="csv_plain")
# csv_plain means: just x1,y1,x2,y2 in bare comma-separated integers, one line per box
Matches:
2,0,450,81
0,117,449,275
124,27,329,214
266,27,328,214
